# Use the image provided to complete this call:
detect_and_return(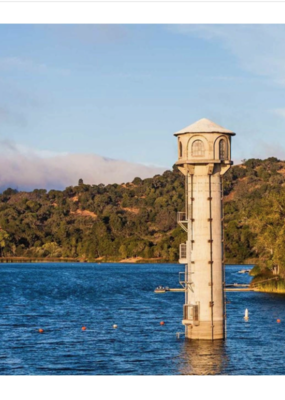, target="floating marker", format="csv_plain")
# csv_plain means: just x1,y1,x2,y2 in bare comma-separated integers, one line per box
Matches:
82,326,87,331
38,329,44,334
244,309,249,320
160,321,165,326
113,324,118,329
277,319,281,323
